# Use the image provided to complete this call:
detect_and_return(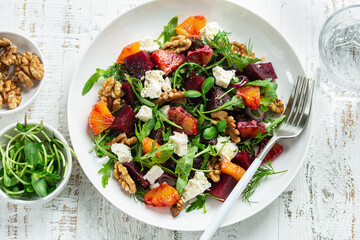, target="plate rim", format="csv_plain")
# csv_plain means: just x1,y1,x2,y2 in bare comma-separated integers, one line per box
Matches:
67,0,310,231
